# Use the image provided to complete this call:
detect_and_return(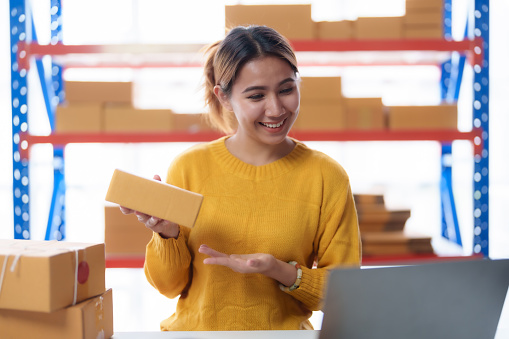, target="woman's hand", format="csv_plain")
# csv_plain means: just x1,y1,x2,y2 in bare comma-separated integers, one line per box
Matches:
198,244,298,287
119,174,180,239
